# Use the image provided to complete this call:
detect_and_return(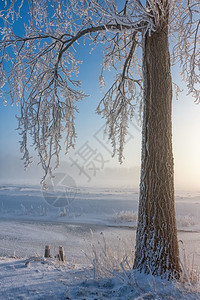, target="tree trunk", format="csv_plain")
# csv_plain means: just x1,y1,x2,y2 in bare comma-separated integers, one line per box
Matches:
133,28,180,279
